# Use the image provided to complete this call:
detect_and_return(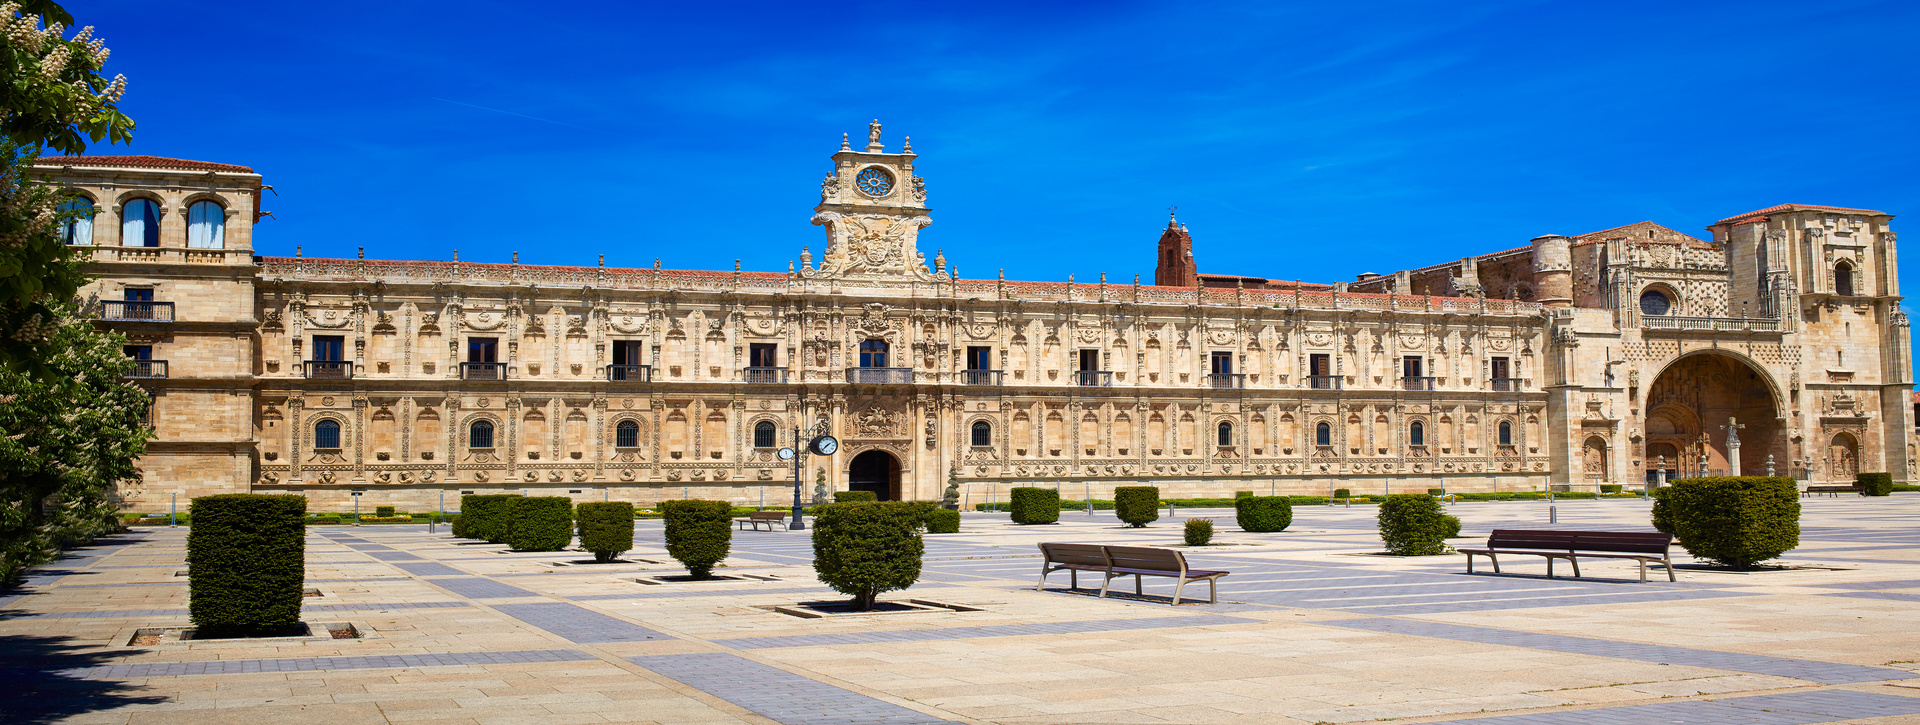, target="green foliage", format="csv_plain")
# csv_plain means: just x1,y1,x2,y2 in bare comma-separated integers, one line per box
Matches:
1376,494,1449,556
459,494,520,543
1442,514,1462,538
1663,477,1800,569
1427,488,1446,496
575,502,633,562
834,490,877,503
187,494,305,637
0,301,151,584
1234,490,1252,499
942,464,960,508
1650,486,1672,535
1114,486,1160,527
1600,484,1623,494
661,499,732,578
506,497,572,551
925,507,960,534
1333,488,1351,499
811,501,924,609
1234,496,1292,533
449,513,468,538
1184,518,1214,546
1008,487,1060,524
374,506,395,517
1858,472,1893,496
